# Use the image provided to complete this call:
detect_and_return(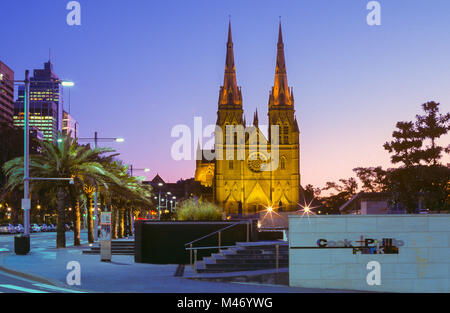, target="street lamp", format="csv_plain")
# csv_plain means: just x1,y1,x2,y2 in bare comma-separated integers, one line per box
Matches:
78,132,124,241
6,73,75,239
61,81,75,87
157,182,163,220
129,165,150,177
